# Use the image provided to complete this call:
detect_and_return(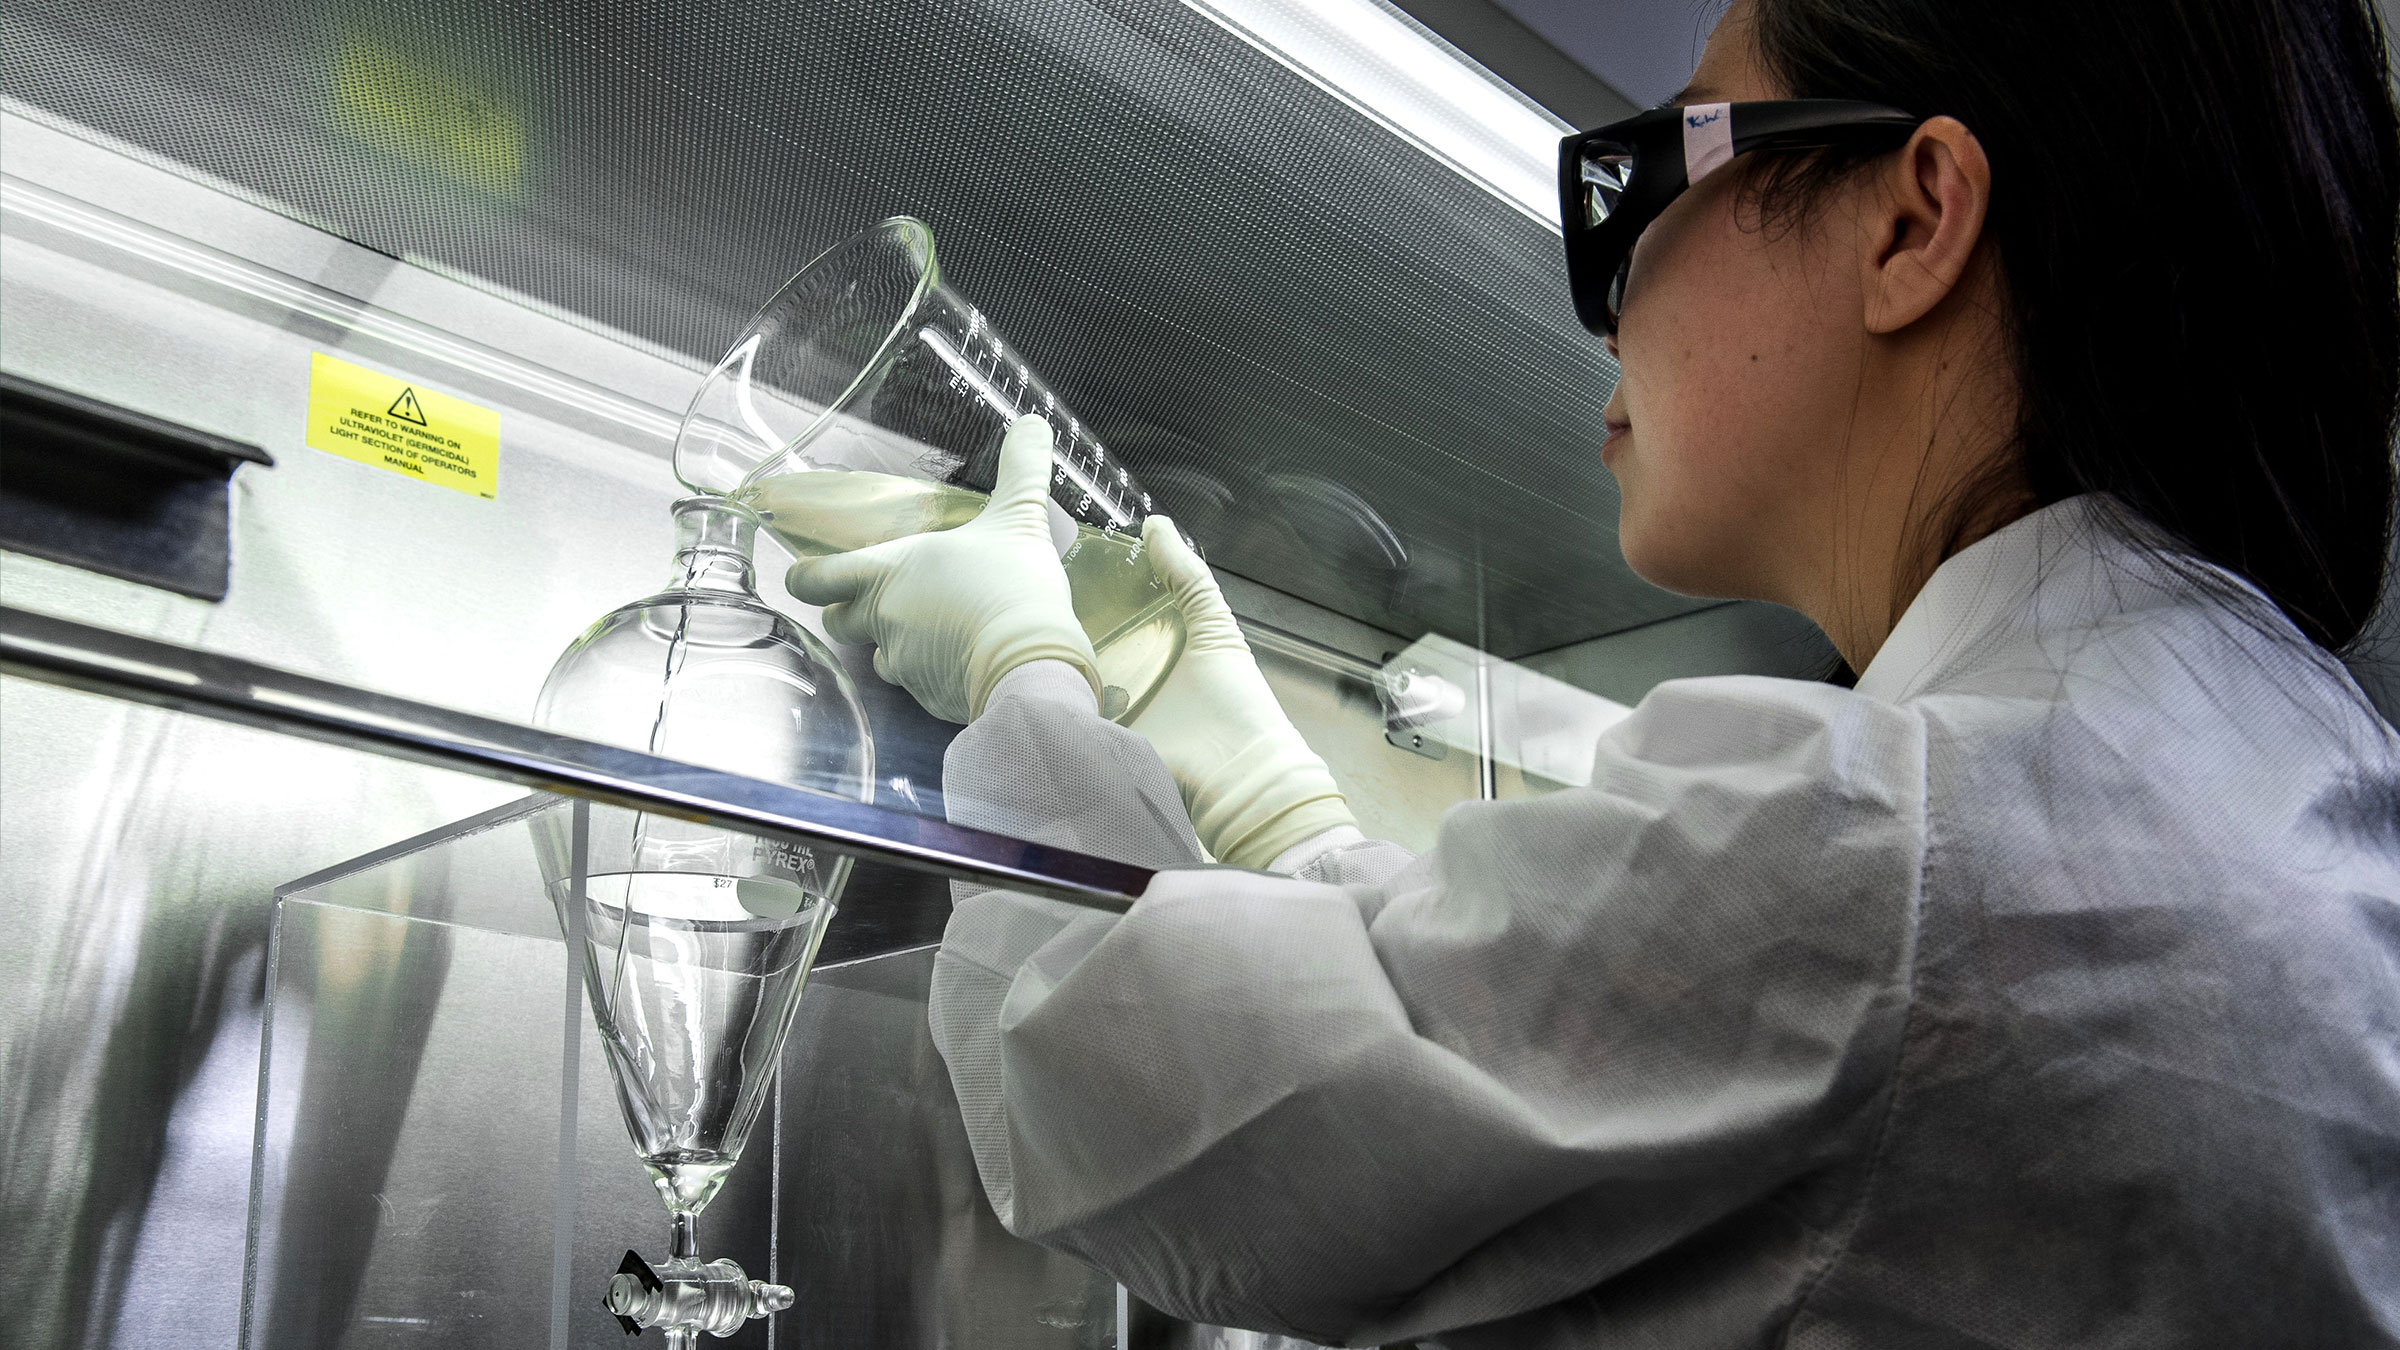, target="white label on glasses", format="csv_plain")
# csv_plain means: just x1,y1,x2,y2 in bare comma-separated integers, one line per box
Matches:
1682,103,1736,186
